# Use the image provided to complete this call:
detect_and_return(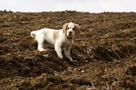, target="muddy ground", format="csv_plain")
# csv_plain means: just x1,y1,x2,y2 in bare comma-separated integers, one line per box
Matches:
0,10,136,90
